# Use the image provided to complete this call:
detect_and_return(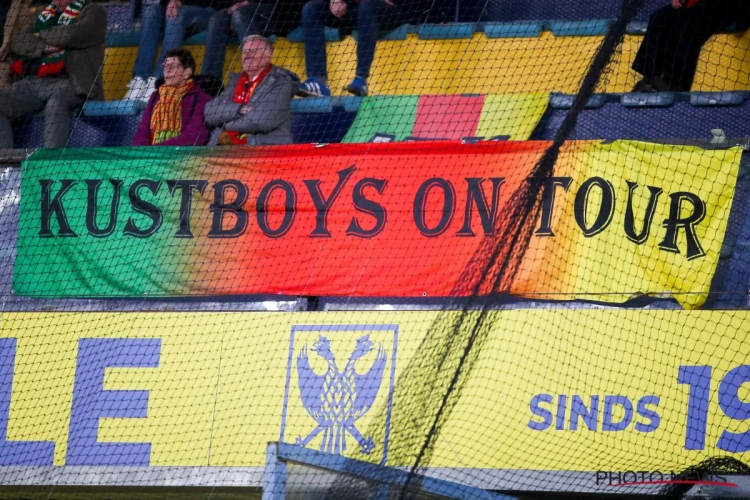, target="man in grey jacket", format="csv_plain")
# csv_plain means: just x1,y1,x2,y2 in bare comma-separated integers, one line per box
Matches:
0,0,105,149
205,35,299,146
